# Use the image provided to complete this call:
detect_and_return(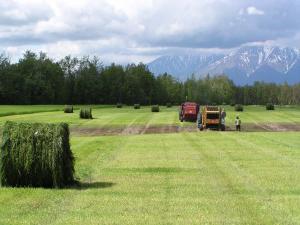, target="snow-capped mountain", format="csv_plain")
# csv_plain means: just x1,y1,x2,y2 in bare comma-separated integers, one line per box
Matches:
147,46,300,85
148,54,224,80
